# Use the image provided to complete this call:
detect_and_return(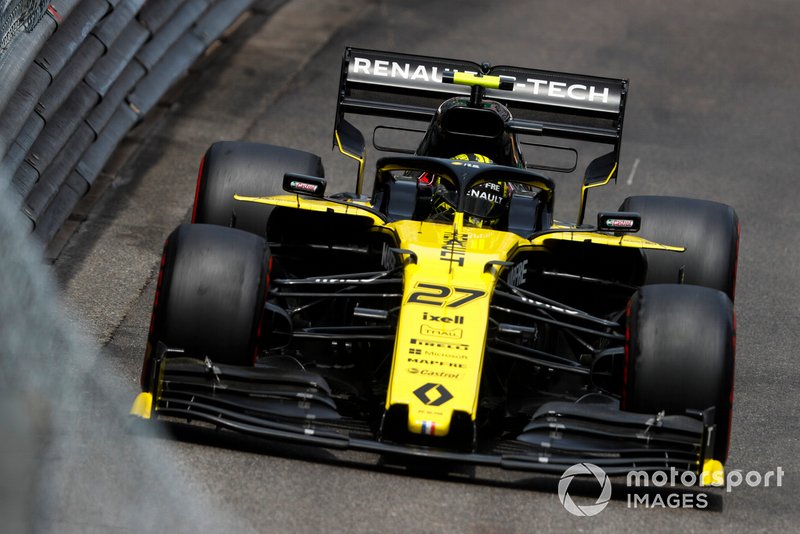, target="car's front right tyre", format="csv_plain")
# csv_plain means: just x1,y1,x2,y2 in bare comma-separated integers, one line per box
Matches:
623,284,735,462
